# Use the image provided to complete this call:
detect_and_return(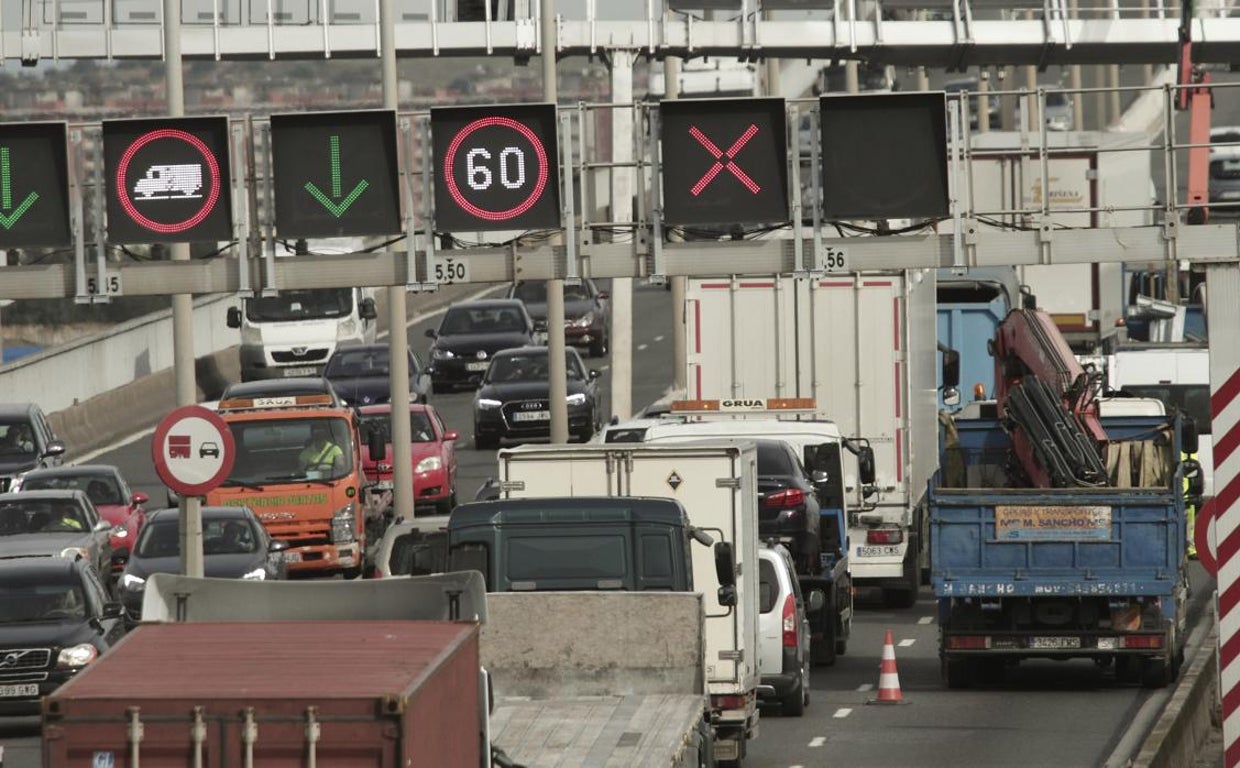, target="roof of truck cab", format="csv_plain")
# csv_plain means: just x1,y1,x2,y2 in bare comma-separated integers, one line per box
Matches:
641,417,842,444
449,497,689,529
